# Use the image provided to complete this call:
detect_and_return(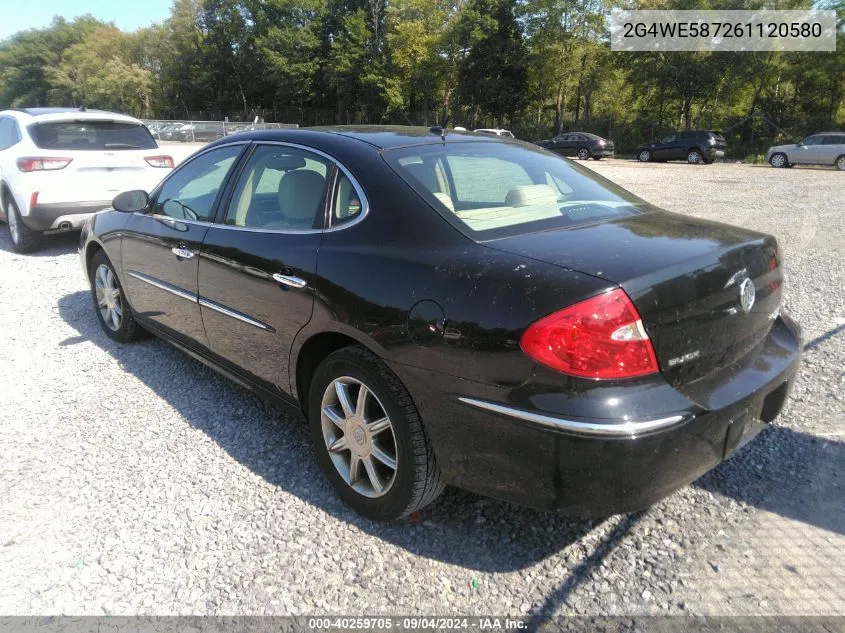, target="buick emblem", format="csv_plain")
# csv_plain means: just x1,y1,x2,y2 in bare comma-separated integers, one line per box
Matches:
739,278,756,313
